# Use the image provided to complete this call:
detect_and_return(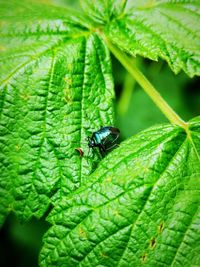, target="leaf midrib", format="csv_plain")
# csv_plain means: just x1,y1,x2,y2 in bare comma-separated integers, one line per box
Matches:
187,130,200,162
